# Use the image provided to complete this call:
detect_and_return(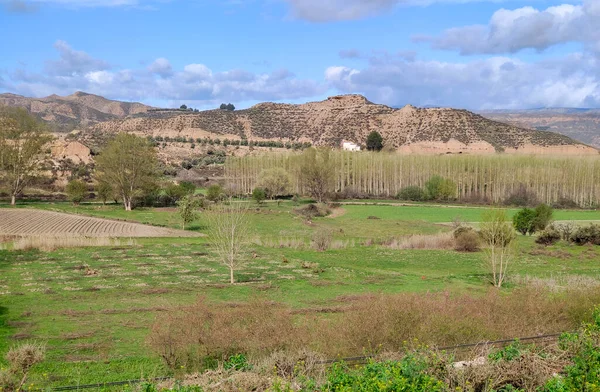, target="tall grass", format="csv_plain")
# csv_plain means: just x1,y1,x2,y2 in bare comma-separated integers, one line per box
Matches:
226,152,600,206
387,232,455,250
